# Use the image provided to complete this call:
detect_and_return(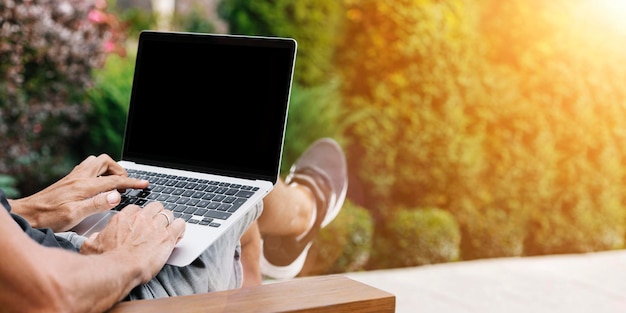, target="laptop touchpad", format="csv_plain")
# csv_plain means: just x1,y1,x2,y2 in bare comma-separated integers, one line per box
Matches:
72,211,117,237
